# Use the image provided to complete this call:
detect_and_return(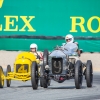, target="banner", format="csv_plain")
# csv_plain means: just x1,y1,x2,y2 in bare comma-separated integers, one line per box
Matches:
0,0,100,52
